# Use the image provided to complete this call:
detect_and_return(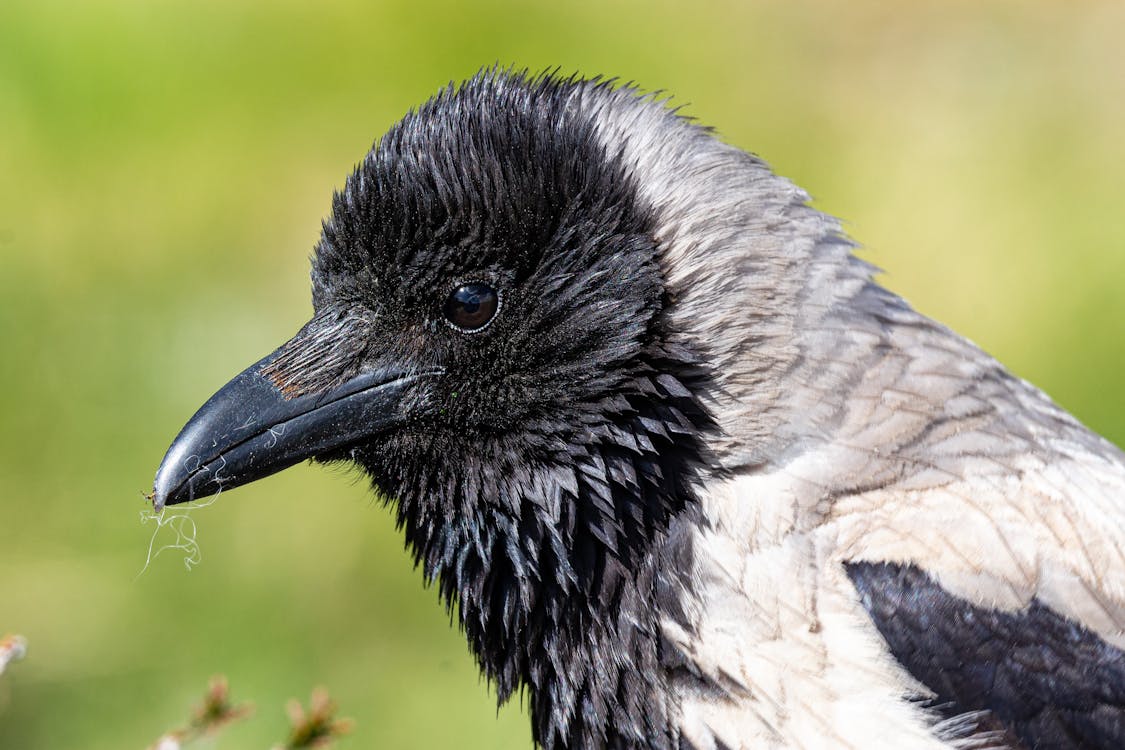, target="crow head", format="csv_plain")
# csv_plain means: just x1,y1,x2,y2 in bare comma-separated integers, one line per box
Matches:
153,70,859,747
